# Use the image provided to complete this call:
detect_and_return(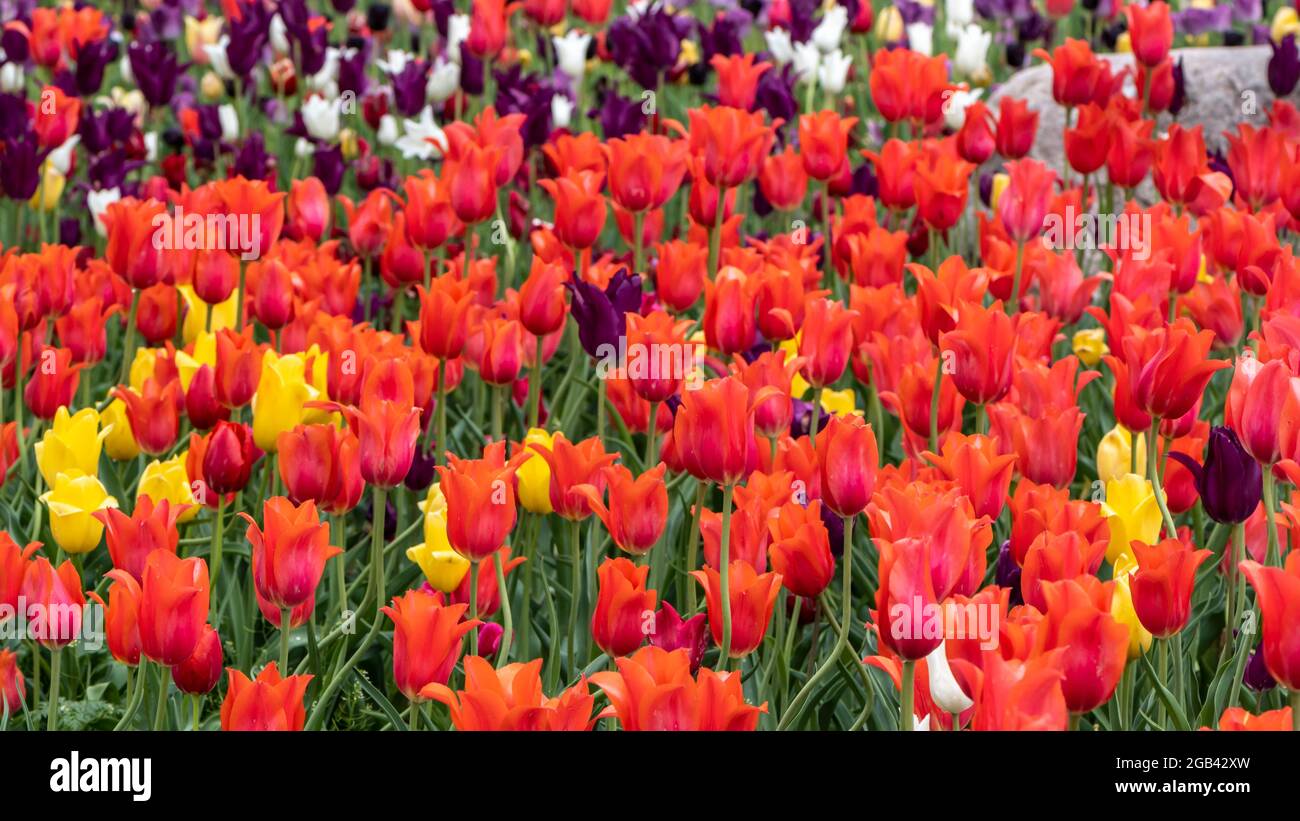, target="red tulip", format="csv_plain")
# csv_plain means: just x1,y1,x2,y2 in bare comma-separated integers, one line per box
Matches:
382,590,479,701
592,557,657,657
220,663,312,731
241,497,342,611
137,550,209,665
